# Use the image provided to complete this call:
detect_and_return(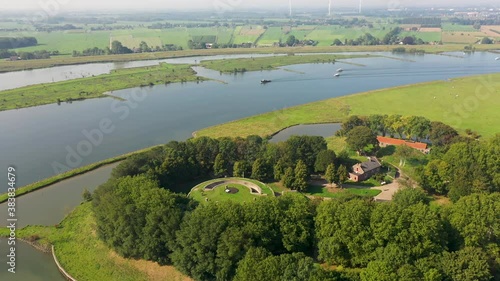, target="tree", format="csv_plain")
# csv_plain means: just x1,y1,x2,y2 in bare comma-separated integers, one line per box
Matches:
429,121,458,147
82,188,92,202
251,158,268,181
402,36,415,45
214,153,228,177
336,165,349,187
395,144,414,167
418,159,449,194
316,199,375,267
293,160,309,192
314,149,336,173
448,193,500,248
93,175,195,265
273,159,286,181
139,41,150,52
392,187,429,207
324,163,336,185
481,37,493,44
346,126,377,155
441,247,492,281
233,161,249,178
339,115,366,136
332,38,343,46
286,35,296,46
283,167,295,189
